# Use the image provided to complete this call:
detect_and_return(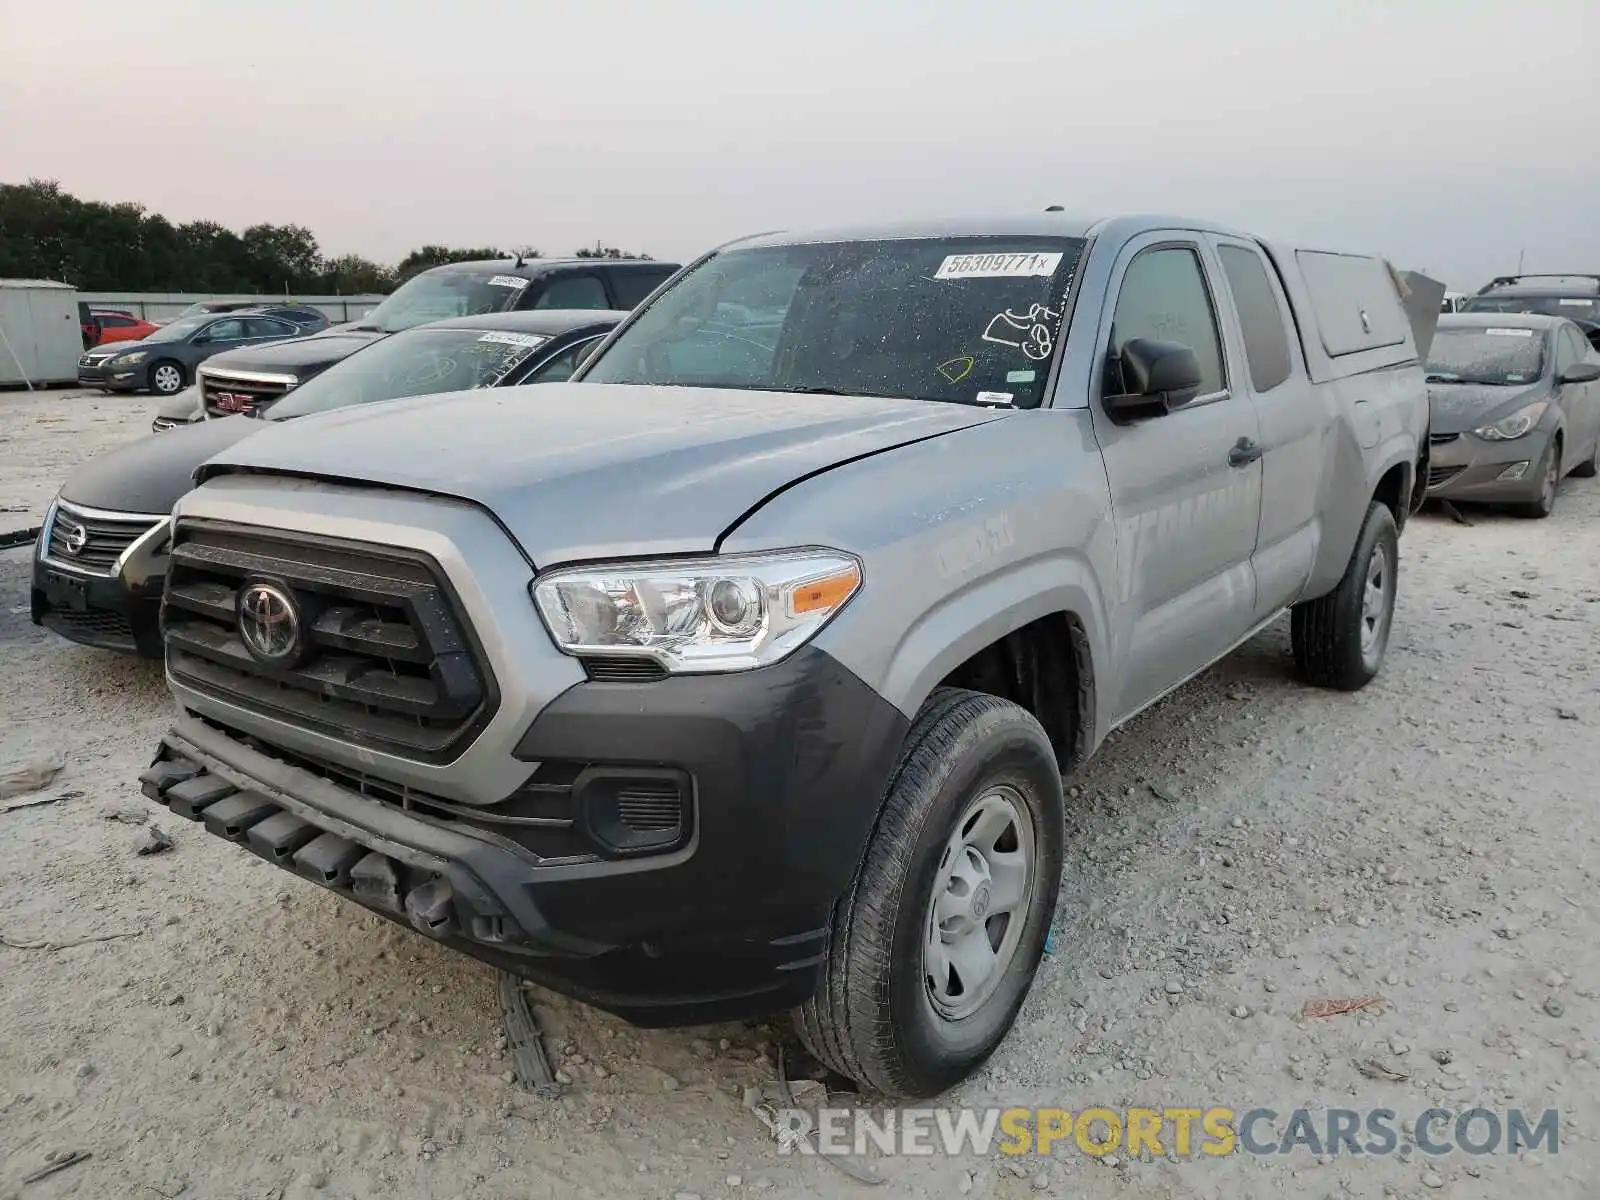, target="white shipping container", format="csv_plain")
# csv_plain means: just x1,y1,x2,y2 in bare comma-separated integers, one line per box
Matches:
0,279,83,387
